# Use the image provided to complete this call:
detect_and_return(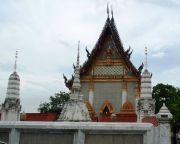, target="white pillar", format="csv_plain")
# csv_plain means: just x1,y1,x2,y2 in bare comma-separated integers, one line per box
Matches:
157,103,172,144
159,123,171,144
122,83,127,106
9,128,20,144
89,90,94,106
88,83,94,106
135,98,140,122
73,130,85,144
